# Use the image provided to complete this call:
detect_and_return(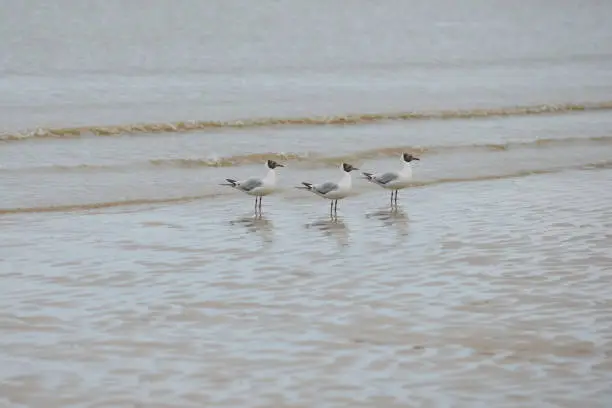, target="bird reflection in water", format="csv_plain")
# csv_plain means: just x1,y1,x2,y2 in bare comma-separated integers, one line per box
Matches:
304,215,350,248
229,214,274,245
365,206,409,237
